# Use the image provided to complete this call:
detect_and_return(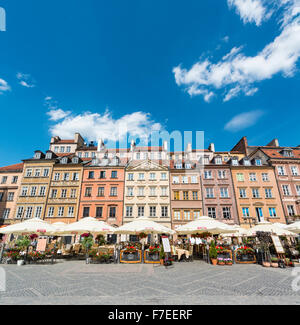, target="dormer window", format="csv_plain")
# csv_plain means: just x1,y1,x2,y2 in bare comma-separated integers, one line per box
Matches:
243,159,251,166
255,158,262,166
204,157,209,165
45,152,53,160
215,157,222,165
61,157,68,164
72,157,79,164
185,163,191,169
281,149,294,157
175,163,182,169
91,158,99,165
231,159,238,166
34,152,41,159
